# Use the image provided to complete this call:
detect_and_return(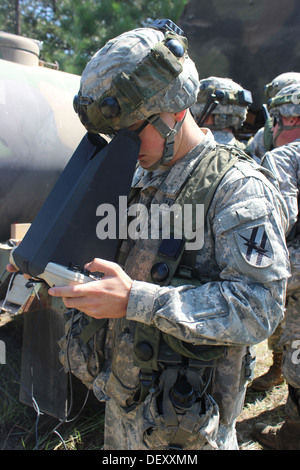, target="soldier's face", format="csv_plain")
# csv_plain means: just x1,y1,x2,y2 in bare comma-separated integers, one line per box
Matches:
129,113,176,169
272,115,300,147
